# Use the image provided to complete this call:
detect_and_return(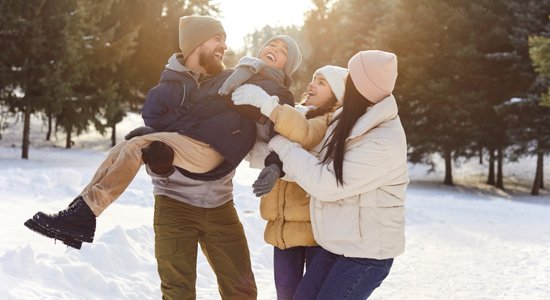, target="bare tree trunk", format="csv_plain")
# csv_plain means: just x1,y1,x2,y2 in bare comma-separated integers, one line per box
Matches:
496,146,504,190
46,113,52,141
531,152,543,196
444,149,454,186
540,153,544,190
479,145,483,164
487,147,495,185
111,123,116,147
22,105,31,159
65,125,72,149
